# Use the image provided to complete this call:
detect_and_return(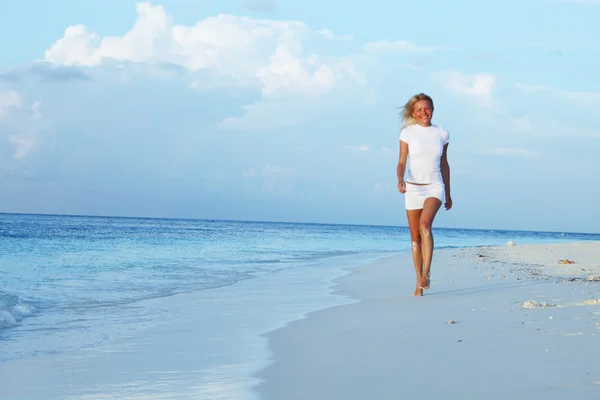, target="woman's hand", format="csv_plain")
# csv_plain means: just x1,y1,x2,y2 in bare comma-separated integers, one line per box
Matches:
397,180,406,193
444,195,453,210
